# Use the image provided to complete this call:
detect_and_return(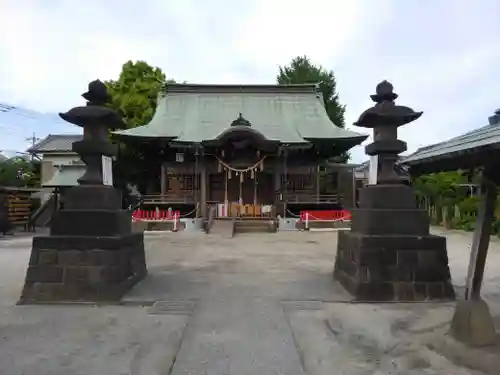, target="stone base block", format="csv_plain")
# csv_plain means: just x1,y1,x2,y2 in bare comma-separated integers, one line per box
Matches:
51,209,132,236
350,208,430,235
19,233,147,303
450,299,496,346
64,185,122,210
333,230,455,301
